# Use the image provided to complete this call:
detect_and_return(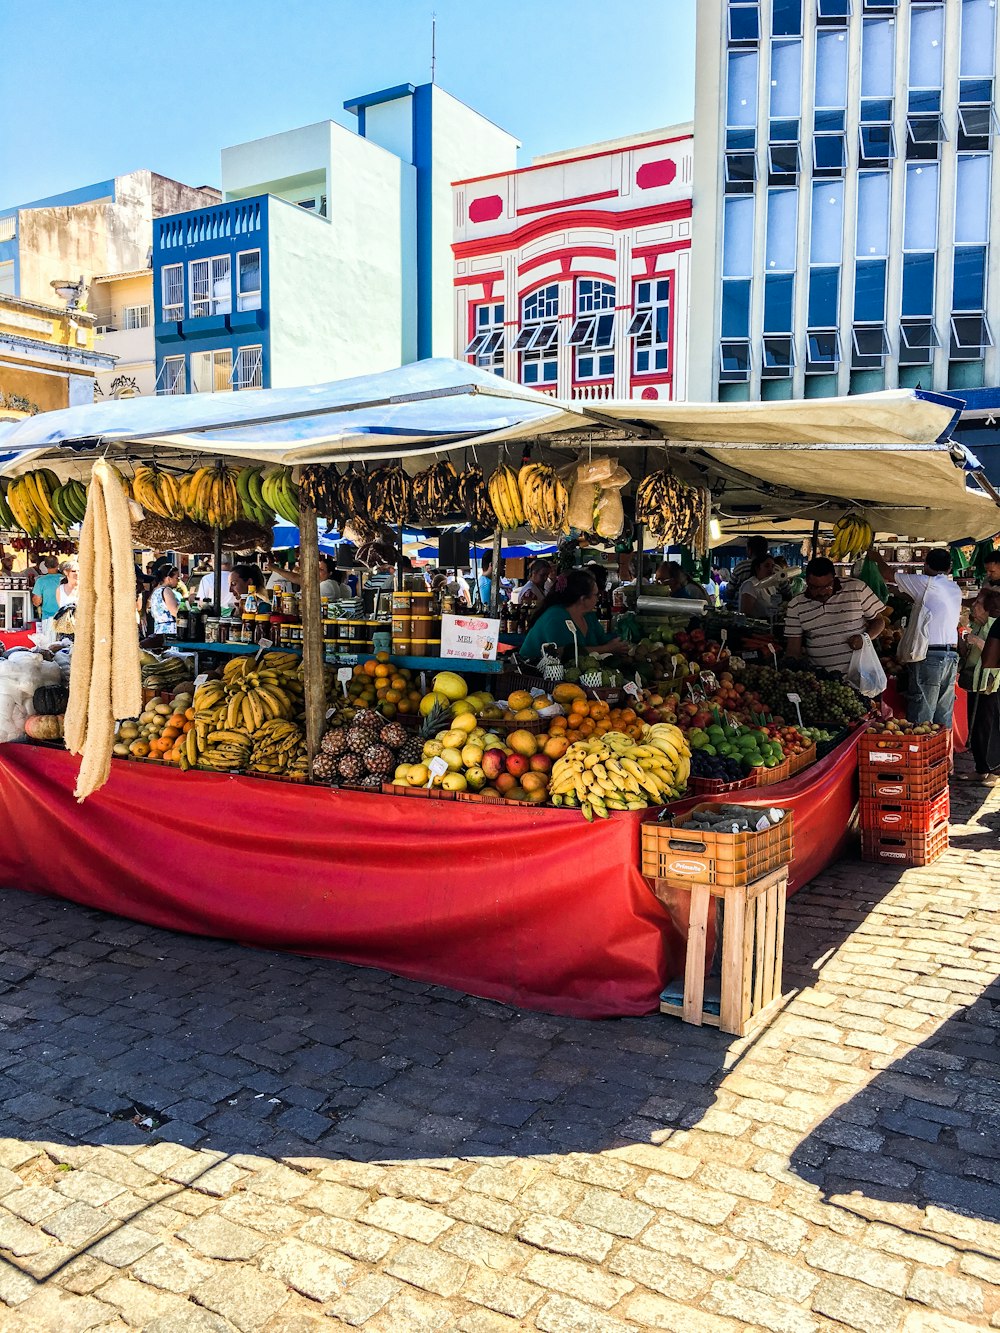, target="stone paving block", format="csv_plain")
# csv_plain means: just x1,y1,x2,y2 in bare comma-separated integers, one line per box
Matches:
810,1273,907,1333
3,1184,66,1224
735,1244,820,1304
176,1211,268,1261
359,1195,454,1242
259,1236,355,1302
87,1223,161,1267
296,1213,396,1263
635,1174,737,1226
142,1309,234,1333
623,1290,742,1332
517,1213,613,1263
53,1170,128,1208
129,1242,215,1294
728,1203,809,1256
640,1212,748,1273
440,1222,535,1274
360,1288,454,1332
376,1165,462,1204
193,1263,291,1332
569,1185,654,1238
188,1161,248,1198
461,1267,543,1318
324,1272,401,1327
383,1238,470,1297
863,1221,955,1268
607,1241,710,1302
40,1200,110,1247
706,1279,820,1333
444,1189,519,1235
217,1193,303,1236
94,1276,199,1327
805,1231,910,1295
242,1164,313,1202
534,1292,640,1333
906,1266,985,1316
452,1309,528,1333
296,1179,369,1218
2,1286,114,1331
0,1254,36,1305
